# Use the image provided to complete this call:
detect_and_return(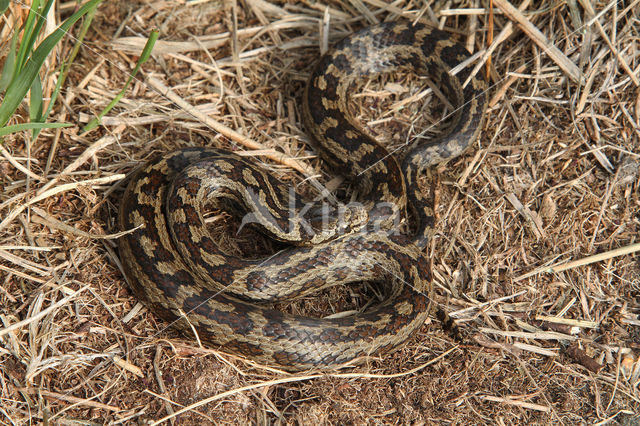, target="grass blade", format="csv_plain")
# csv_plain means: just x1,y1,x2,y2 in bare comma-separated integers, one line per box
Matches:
14,0,41,74
0,122,71,137
0,0,103,128
23,0,56,66
0,28,19,92
29,75,43,123
82,28,159,133
40,0,99,125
